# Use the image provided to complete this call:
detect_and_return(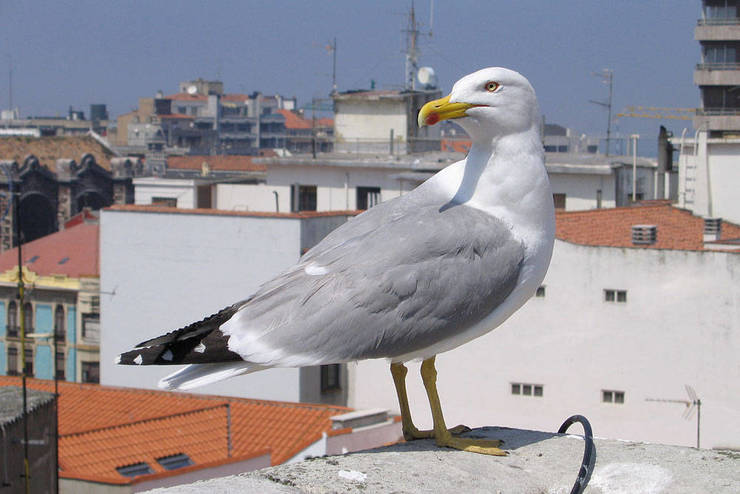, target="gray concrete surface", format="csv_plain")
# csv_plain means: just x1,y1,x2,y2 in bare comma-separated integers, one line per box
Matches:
145,426,739,493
